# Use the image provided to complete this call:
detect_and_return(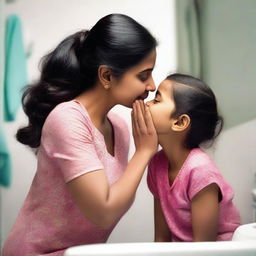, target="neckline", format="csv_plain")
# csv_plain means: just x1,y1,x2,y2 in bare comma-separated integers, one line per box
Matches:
165,149,195,189
72,100,116,159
